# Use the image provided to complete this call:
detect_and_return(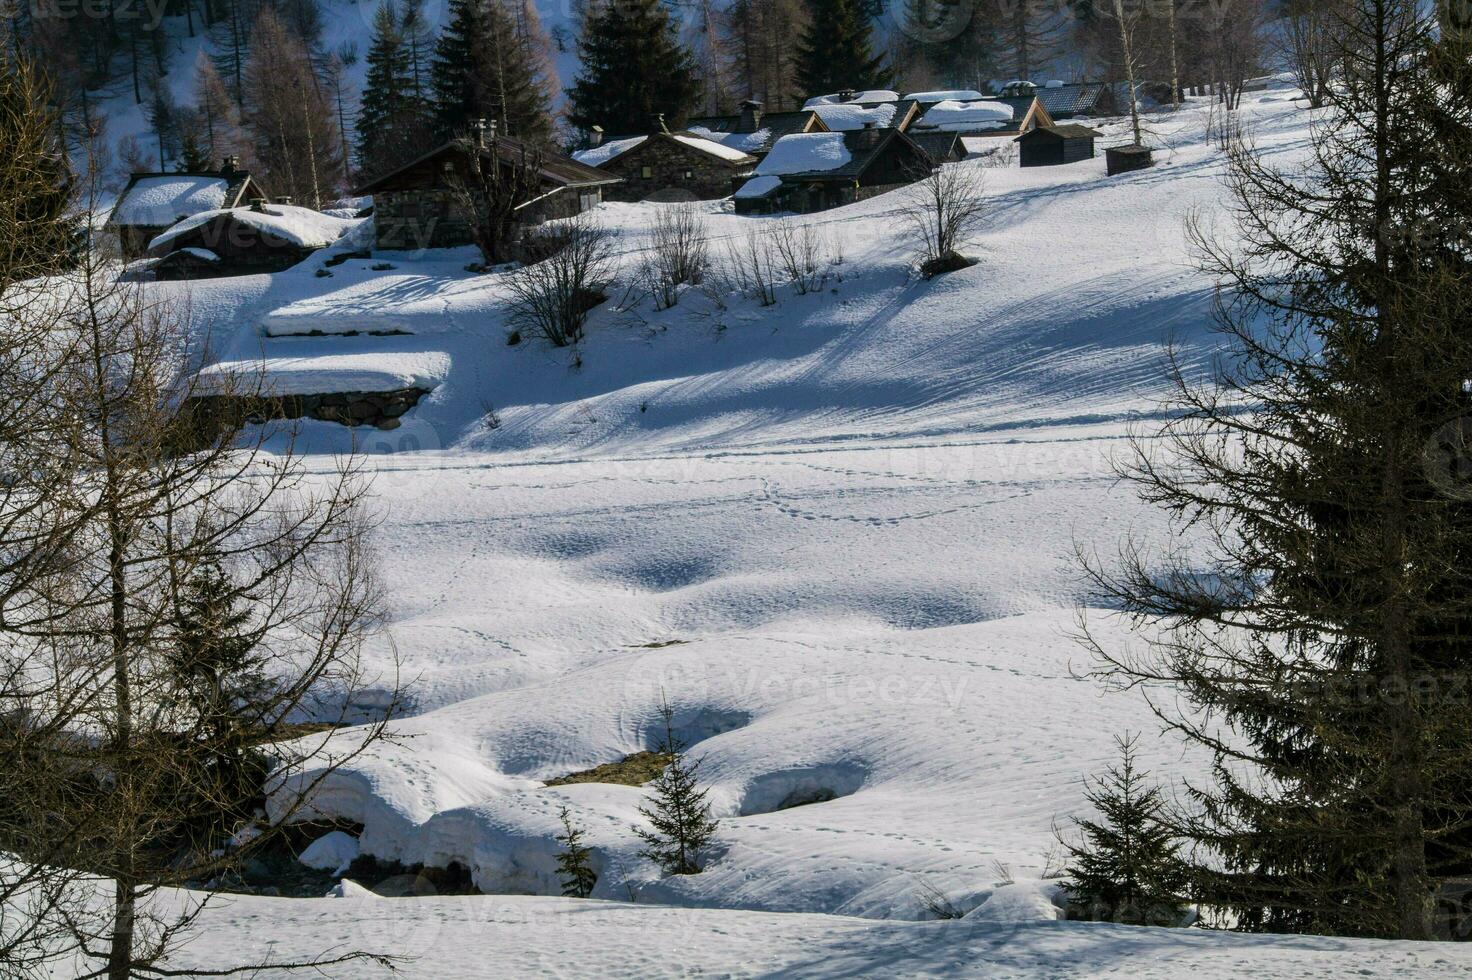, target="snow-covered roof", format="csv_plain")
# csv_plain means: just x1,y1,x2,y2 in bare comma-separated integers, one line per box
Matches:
753,133,853,176
918,101,1016,132
175,247,221,262
195,351,450,396
571,136,647,167
805,90,899,108
687,126,771,155
149,205,357,254
111,175,230,227
810,103,898,132
905,89,987,103
733,175,784,200
669,134,756,163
